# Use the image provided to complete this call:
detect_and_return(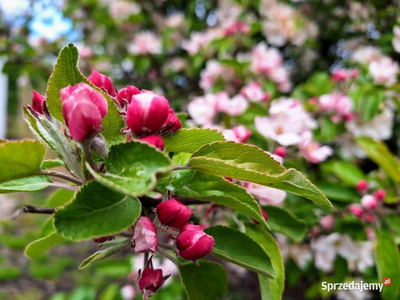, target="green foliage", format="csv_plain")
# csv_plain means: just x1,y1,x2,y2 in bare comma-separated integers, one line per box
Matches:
54,181,141,241
189,142,331,206
163,128,225,153
350,84,384,121
88,141,172,197
0,140,46,183
0,176,51,193
321,160,364,186
179,261,227,300
205,226,276,278
24,232,66,259
46,189,75,208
